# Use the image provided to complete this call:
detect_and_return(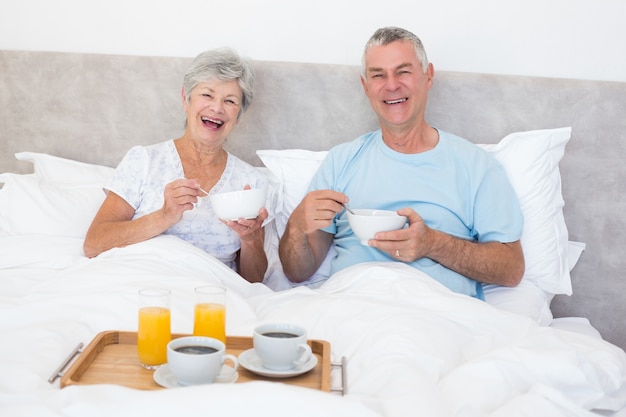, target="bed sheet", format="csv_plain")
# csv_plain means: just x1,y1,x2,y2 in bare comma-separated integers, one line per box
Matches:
0,234,625,417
